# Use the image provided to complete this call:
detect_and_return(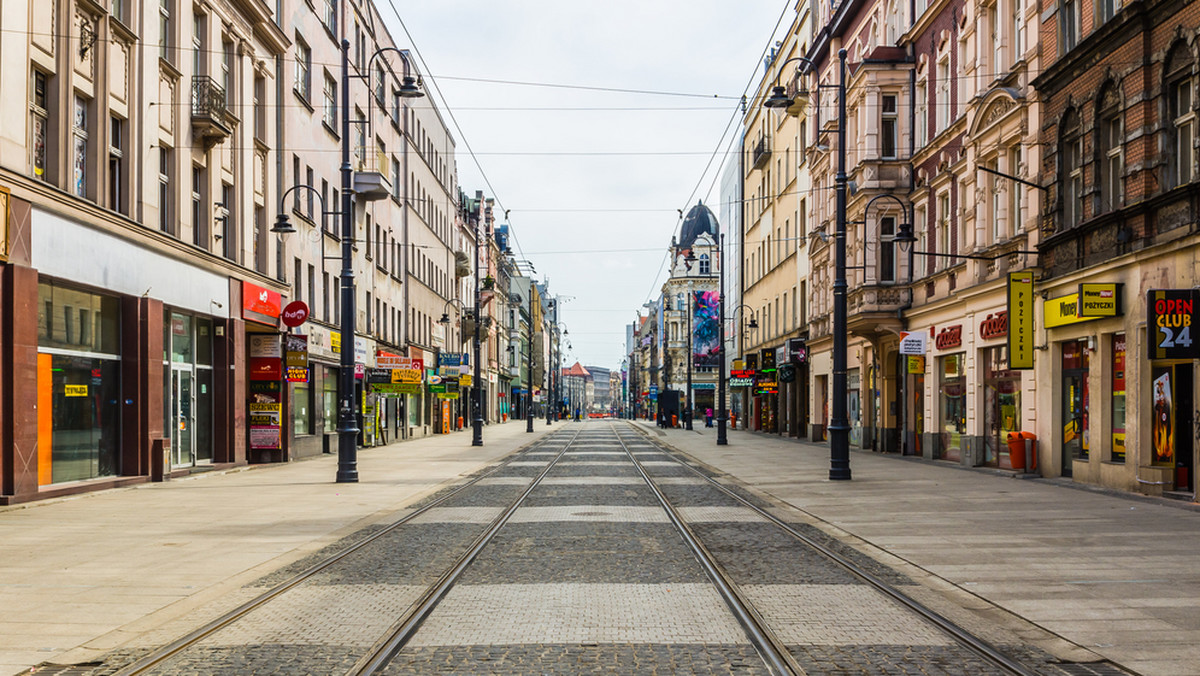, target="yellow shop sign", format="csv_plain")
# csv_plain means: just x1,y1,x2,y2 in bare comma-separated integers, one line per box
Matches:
1044,293,1100,328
